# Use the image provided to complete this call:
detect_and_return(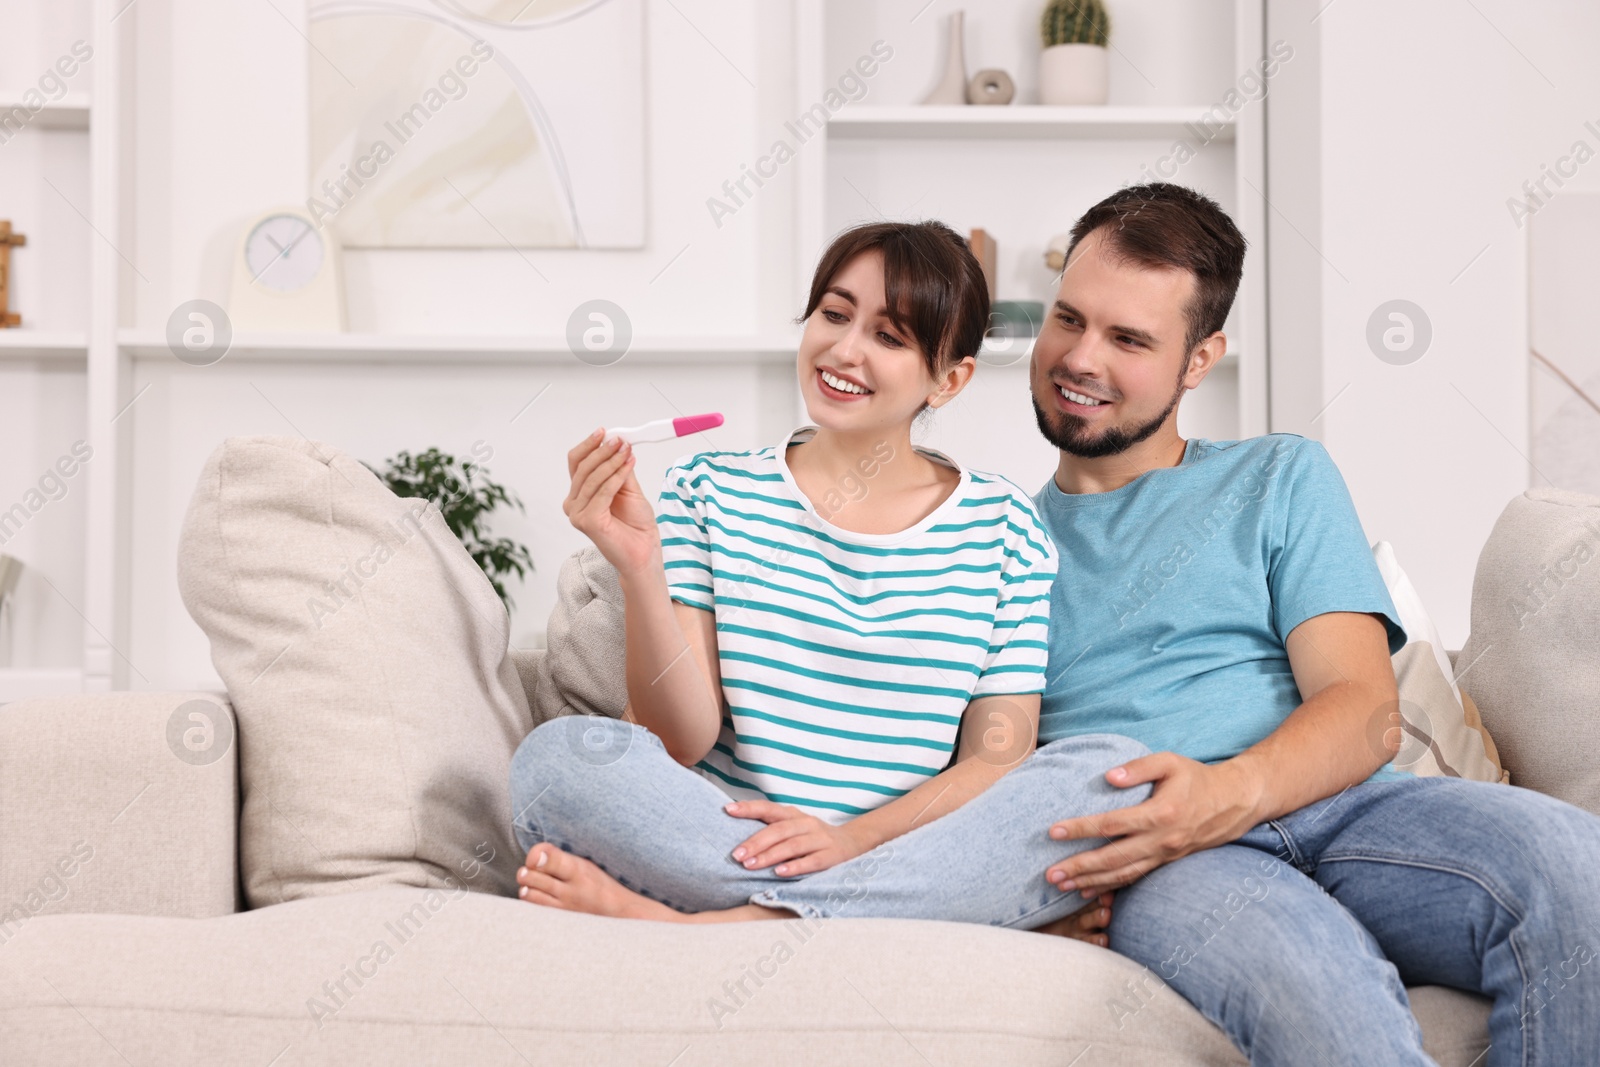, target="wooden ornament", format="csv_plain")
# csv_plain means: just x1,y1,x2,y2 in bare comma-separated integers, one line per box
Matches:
0,220,26,328
968,228,998,302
